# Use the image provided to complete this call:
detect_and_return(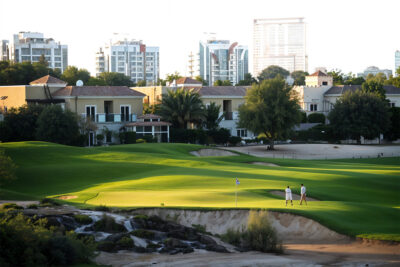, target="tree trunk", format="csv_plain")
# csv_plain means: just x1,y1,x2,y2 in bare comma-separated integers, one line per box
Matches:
269,139,275,150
